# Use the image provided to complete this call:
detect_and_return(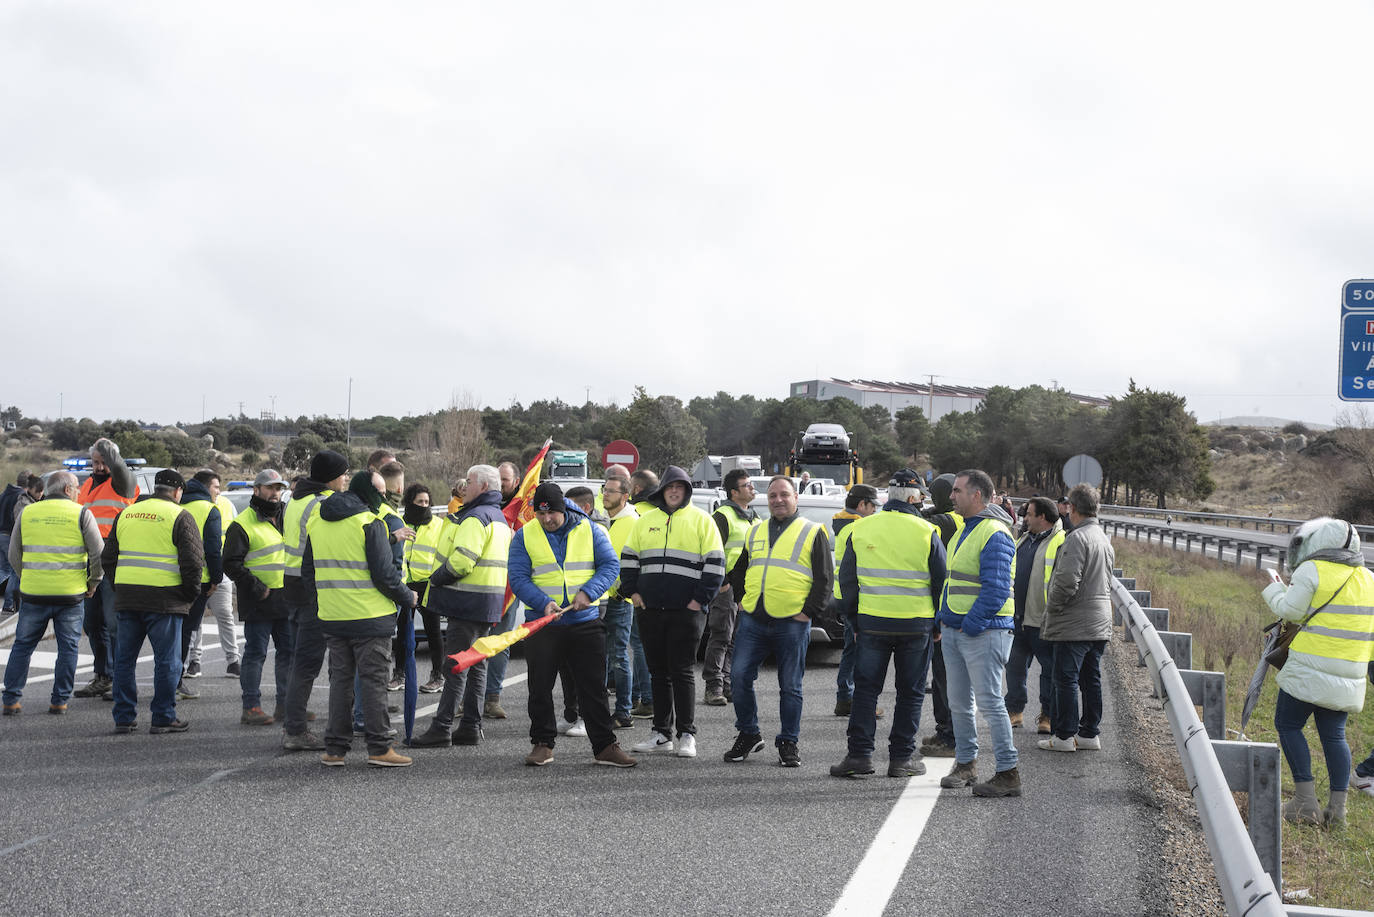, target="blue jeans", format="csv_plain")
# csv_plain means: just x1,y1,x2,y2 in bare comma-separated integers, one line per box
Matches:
241,617,293,710
485,600,520,698
630,606,652,703
943,626,1018,772
836,617,857,702
1050,639,1106,740
0,532,16,610
83,578,118,677
603,598,633,718
3,602,84,705
1275,689,1351,792
731,613,809,745
1005,624,1053,717
111,610,183,726
847,627,932,760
